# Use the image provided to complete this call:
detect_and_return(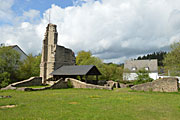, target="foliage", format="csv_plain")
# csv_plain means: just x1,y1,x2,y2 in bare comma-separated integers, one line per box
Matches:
0,45,41,87
76,50,123,81
67,80,73,88
136,51,167,66
0,46,21,87
163,42,180,76
76,51,92,65
134,69,153,85
1,89,180,119
0,72,11,88
101,63,123,81
18,54,41,80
